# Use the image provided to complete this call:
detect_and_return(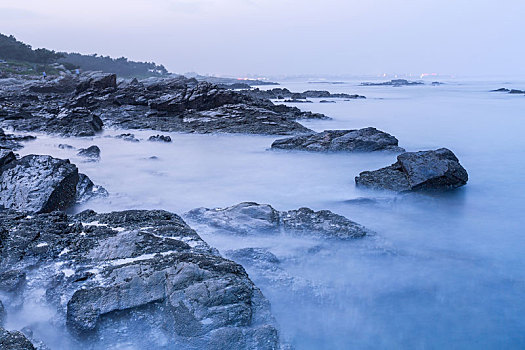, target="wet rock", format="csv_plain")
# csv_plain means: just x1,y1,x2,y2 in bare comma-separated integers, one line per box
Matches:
240,88,365,100
0,300,5,326
58,144,75,150
185,202,371,239
76,72,117,94
0,155,104,212
509,89,525,94
77,145,101,160
75,173,108,203
0,74,321,136
0,150,16,167
319,100,336,103
491,88,510,92
0,328,36,350
28,75,77,94
0,129,36,150
283,99,312,103
0,209,282,349
115,133,139,142
361,79,424,86
0,155,78,212
271,127,404,152
148,135,172,143
355,148,468,191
